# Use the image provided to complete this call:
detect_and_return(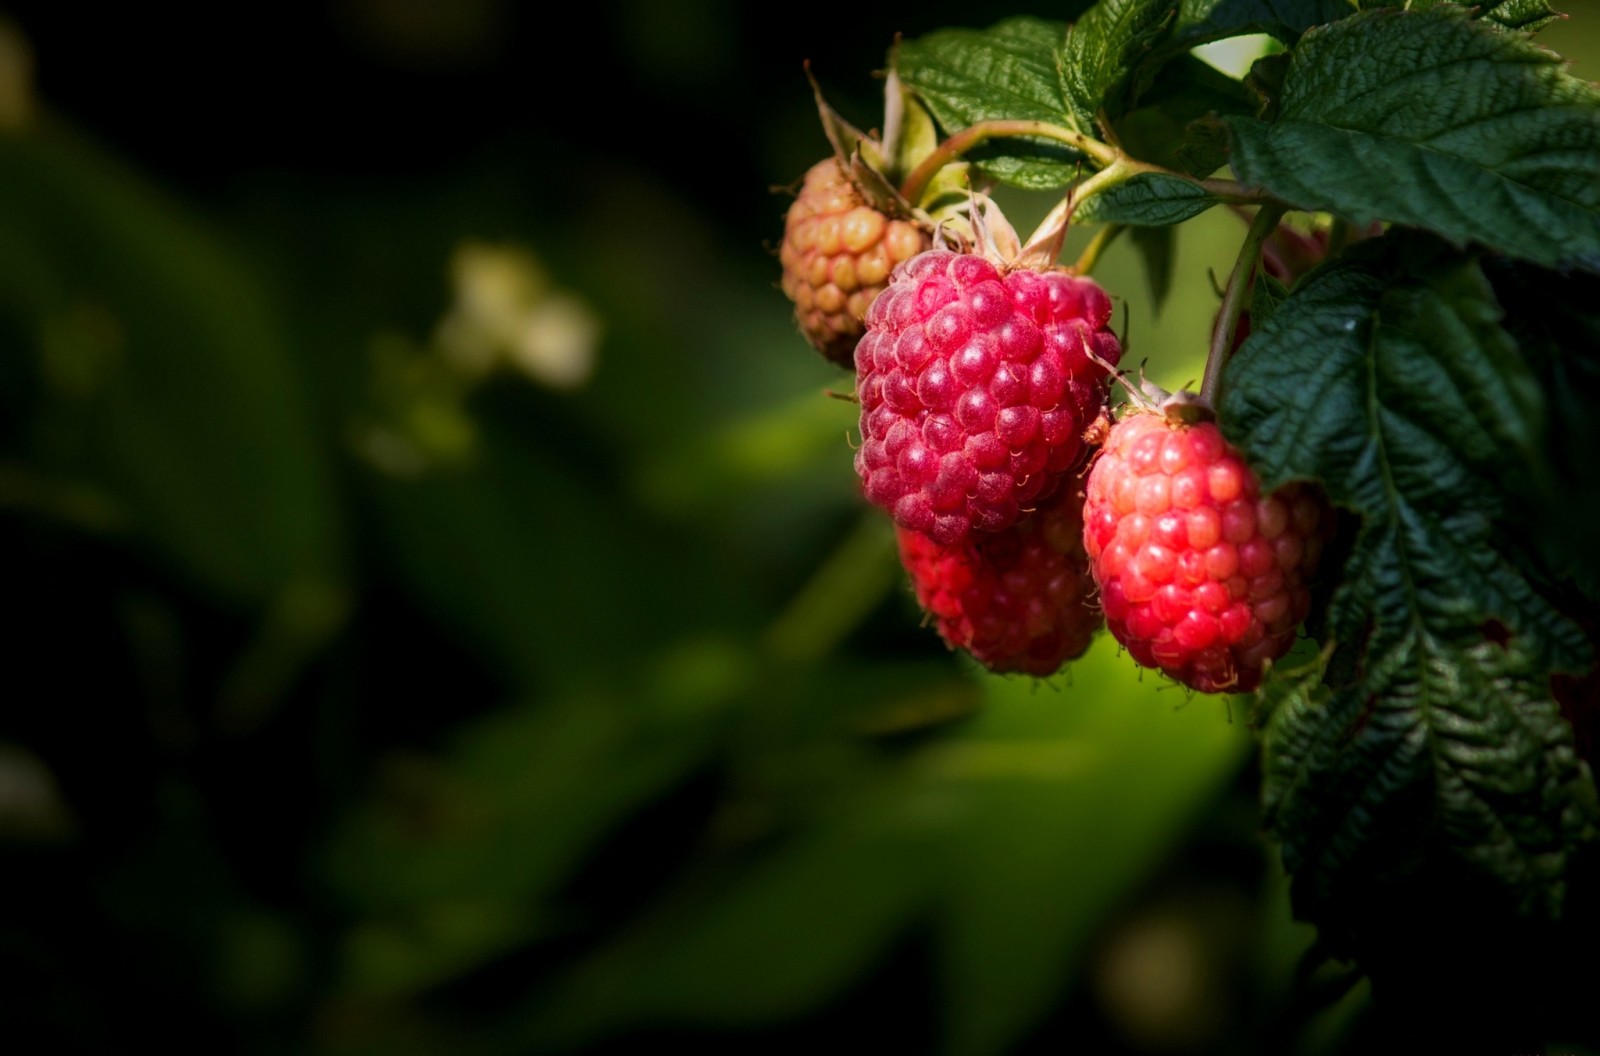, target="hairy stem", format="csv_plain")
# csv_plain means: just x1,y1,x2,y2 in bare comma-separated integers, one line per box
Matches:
1200,204,1286,408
